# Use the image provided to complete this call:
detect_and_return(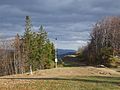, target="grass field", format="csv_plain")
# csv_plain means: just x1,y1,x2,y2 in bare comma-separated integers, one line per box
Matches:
0,76,120,90
0,66,120,90
0,56,120,90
